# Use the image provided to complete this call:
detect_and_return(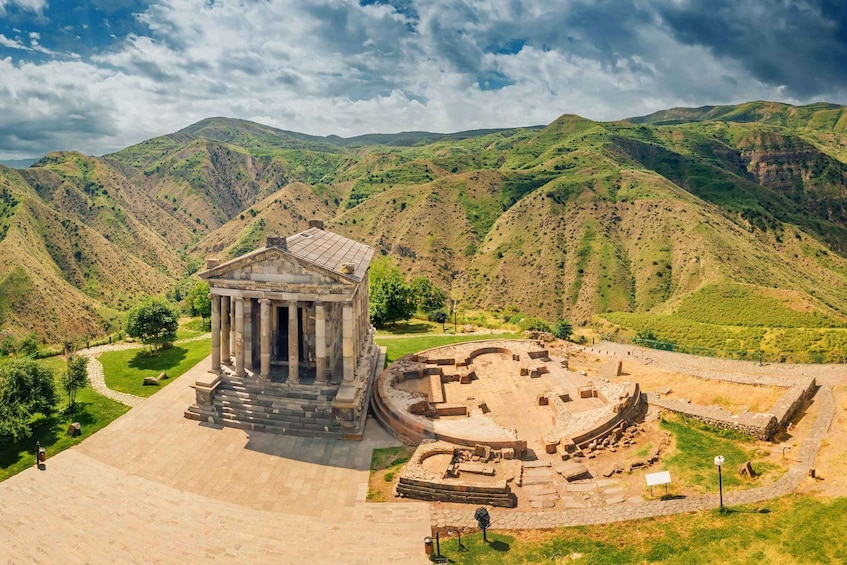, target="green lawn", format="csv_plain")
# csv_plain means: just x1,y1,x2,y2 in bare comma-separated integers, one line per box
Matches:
0,356,129,482
659,416,780,492
100,338,211,397
376,333,519,363
433,495,847,564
